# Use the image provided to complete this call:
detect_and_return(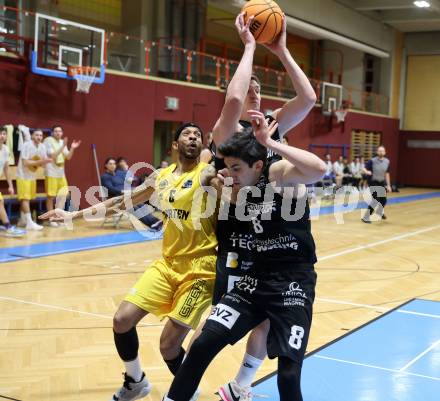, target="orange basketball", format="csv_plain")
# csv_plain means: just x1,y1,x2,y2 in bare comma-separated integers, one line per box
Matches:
242,0,283,44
